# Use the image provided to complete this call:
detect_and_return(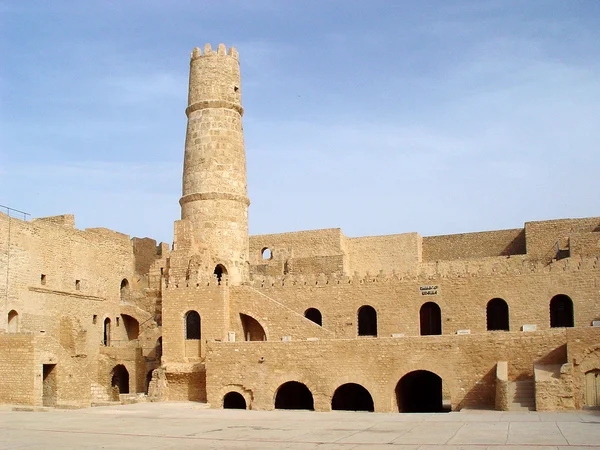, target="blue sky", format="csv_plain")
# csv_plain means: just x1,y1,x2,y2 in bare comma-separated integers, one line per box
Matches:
1,1,599,245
